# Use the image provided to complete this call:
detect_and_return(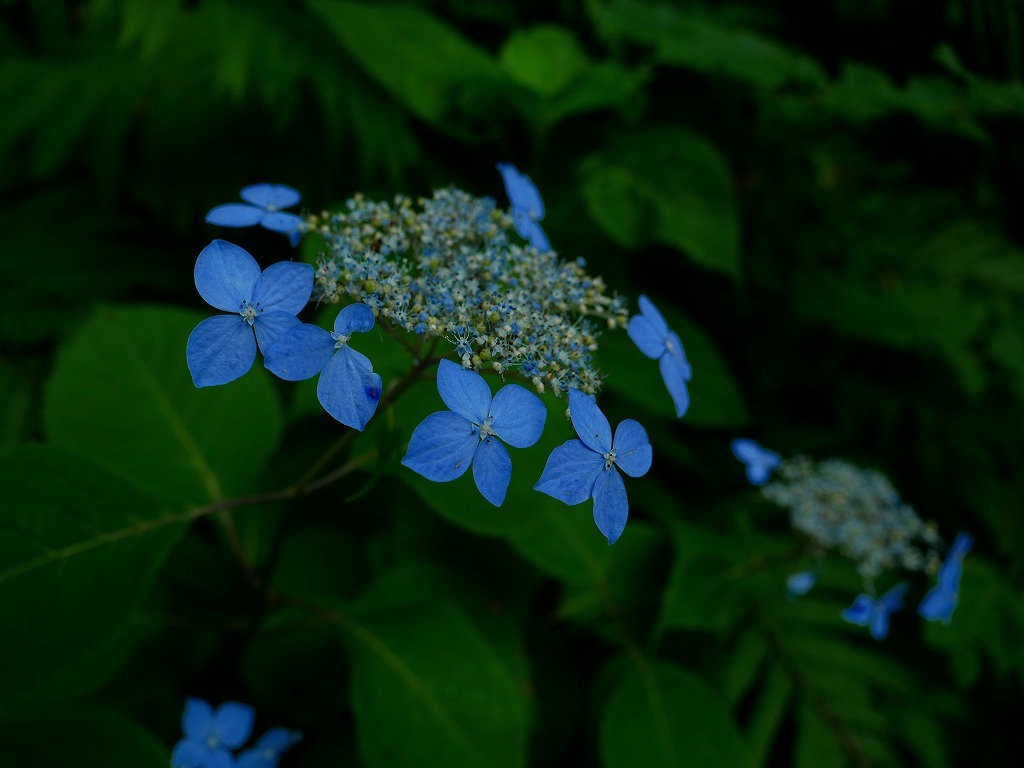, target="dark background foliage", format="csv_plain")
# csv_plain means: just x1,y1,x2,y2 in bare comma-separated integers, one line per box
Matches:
2,0,1023,765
